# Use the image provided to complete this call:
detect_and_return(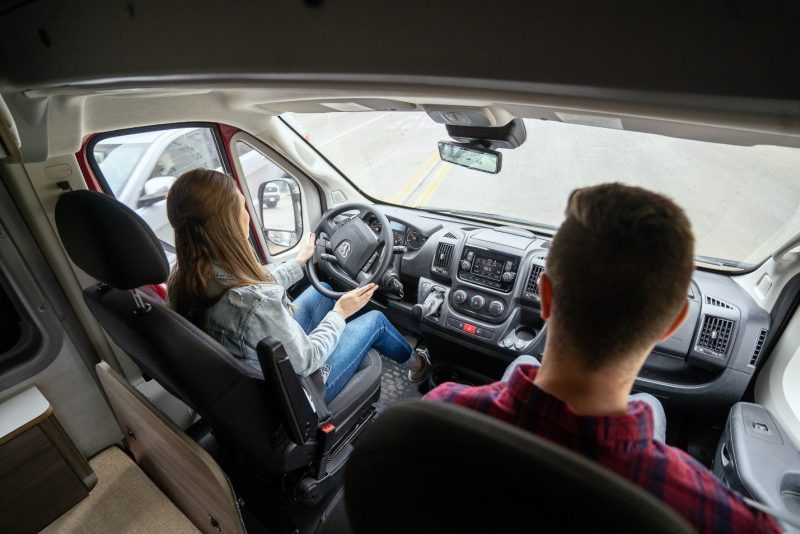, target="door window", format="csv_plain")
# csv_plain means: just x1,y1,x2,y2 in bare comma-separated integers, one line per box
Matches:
235,141,303,256
89,127,224,252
